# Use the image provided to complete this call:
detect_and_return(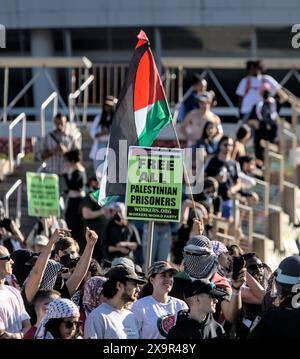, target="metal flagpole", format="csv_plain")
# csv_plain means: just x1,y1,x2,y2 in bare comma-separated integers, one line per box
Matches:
170,121,200,220
145,221,155,270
